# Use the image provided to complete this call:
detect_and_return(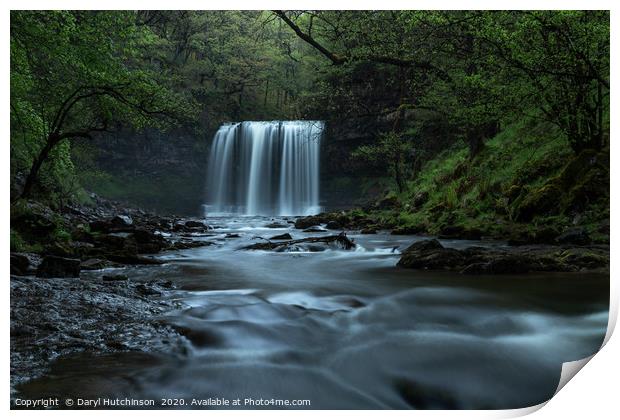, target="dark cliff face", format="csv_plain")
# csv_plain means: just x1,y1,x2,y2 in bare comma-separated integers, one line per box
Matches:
319,109,461,211
79,127,211,216
319,115,395,210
